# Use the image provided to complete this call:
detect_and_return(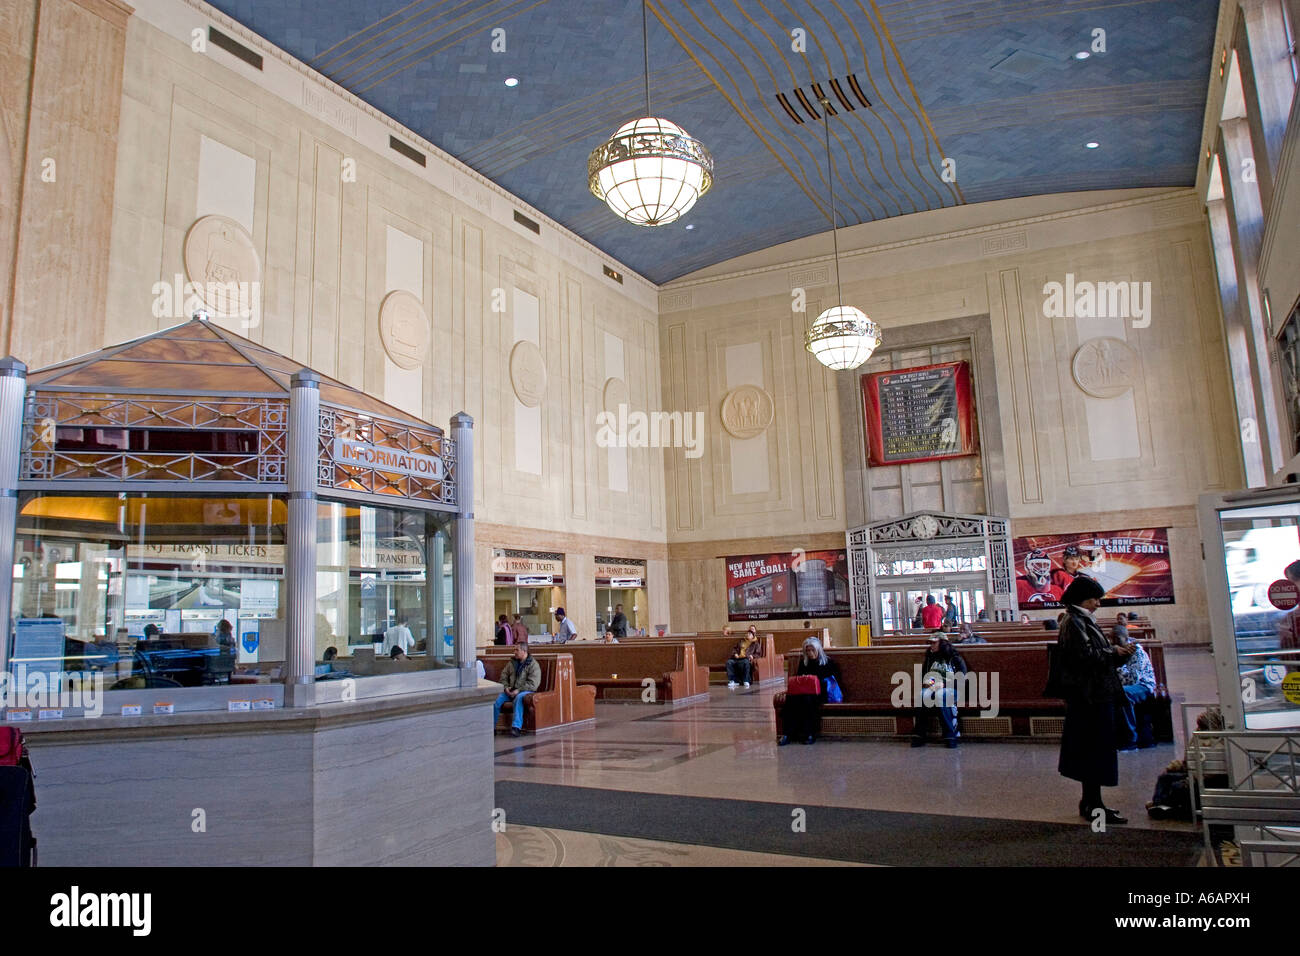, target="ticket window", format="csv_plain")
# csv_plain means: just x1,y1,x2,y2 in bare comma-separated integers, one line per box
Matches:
493,585,565,638
595,587,644,636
